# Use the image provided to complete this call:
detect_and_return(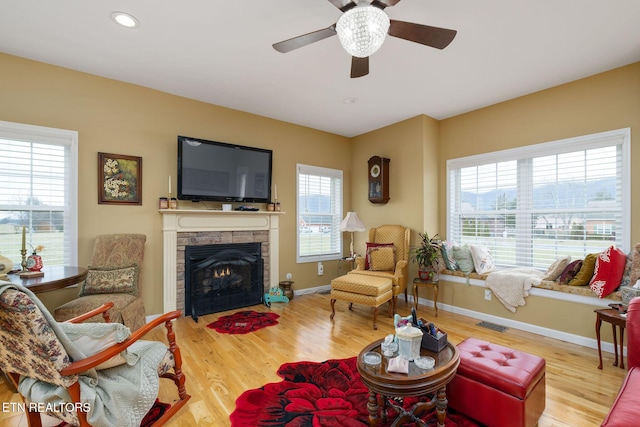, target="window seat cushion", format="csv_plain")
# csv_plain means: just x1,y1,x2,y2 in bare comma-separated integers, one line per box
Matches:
441,269,622,301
